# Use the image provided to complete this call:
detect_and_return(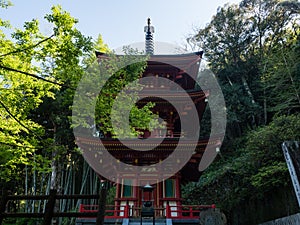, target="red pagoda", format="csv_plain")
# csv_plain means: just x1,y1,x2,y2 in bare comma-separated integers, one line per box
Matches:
76,19,220,225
